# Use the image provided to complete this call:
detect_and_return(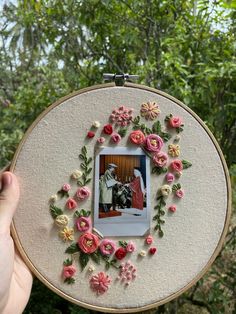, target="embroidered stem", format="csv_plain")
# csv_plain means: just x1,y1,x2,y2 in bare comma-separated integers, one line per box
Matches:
153,195,166,237
78,146,93,186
